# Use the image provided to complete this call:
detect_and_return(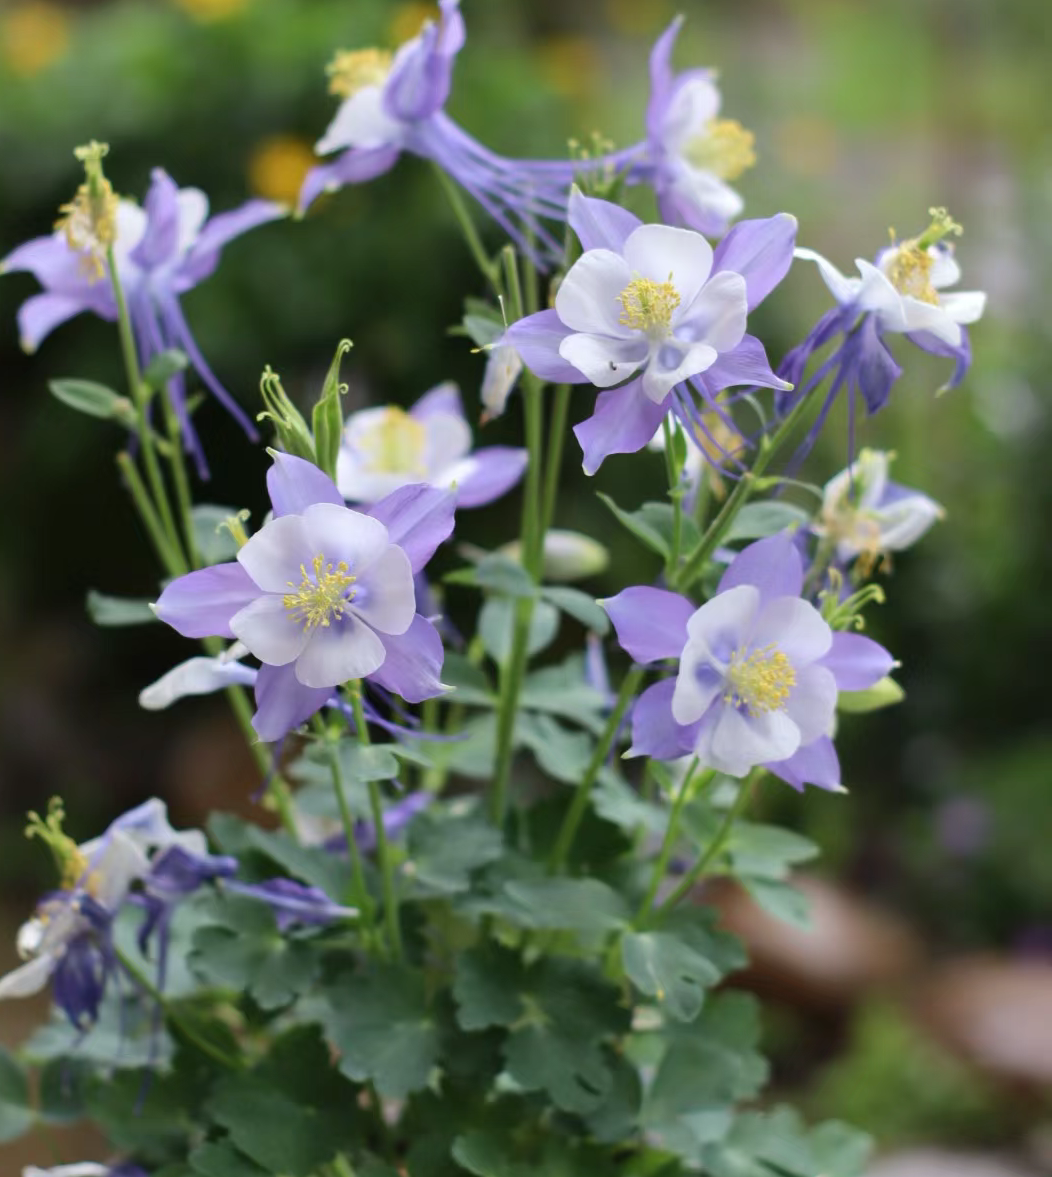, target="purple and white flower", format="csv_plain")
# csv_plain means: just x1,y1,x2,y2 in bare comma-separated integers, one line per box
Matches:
628,17,756,238
300,0,589,263
2,168,284,473
603,533,894,789
24,1166,147,1177
224,878,357,929
336,382,527,508
153,453,453,741
504,189,793,473
816,448,943,568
